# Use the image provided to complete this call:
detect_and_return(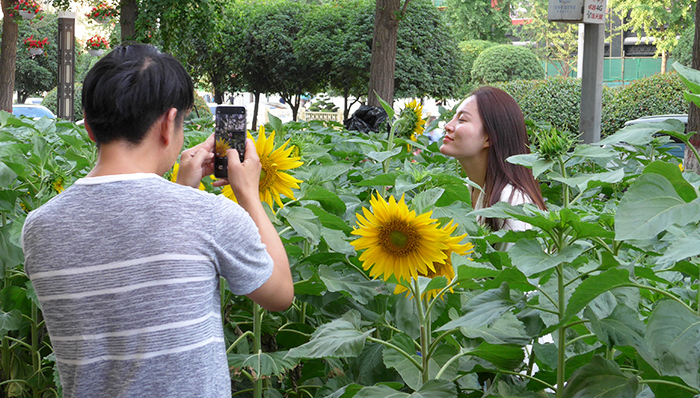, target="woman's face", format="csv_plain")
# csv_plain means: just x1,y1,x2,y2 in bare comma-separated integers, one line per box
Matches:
440,96,489,160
